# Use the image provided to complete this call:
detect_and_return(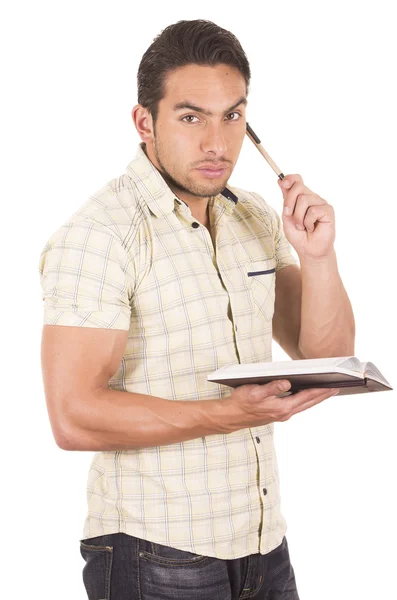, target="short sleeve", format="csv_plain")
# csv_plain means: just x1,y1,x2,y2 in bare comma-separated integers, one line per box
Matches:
271,206,299,271
38,219,133,330
250,191,298,271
